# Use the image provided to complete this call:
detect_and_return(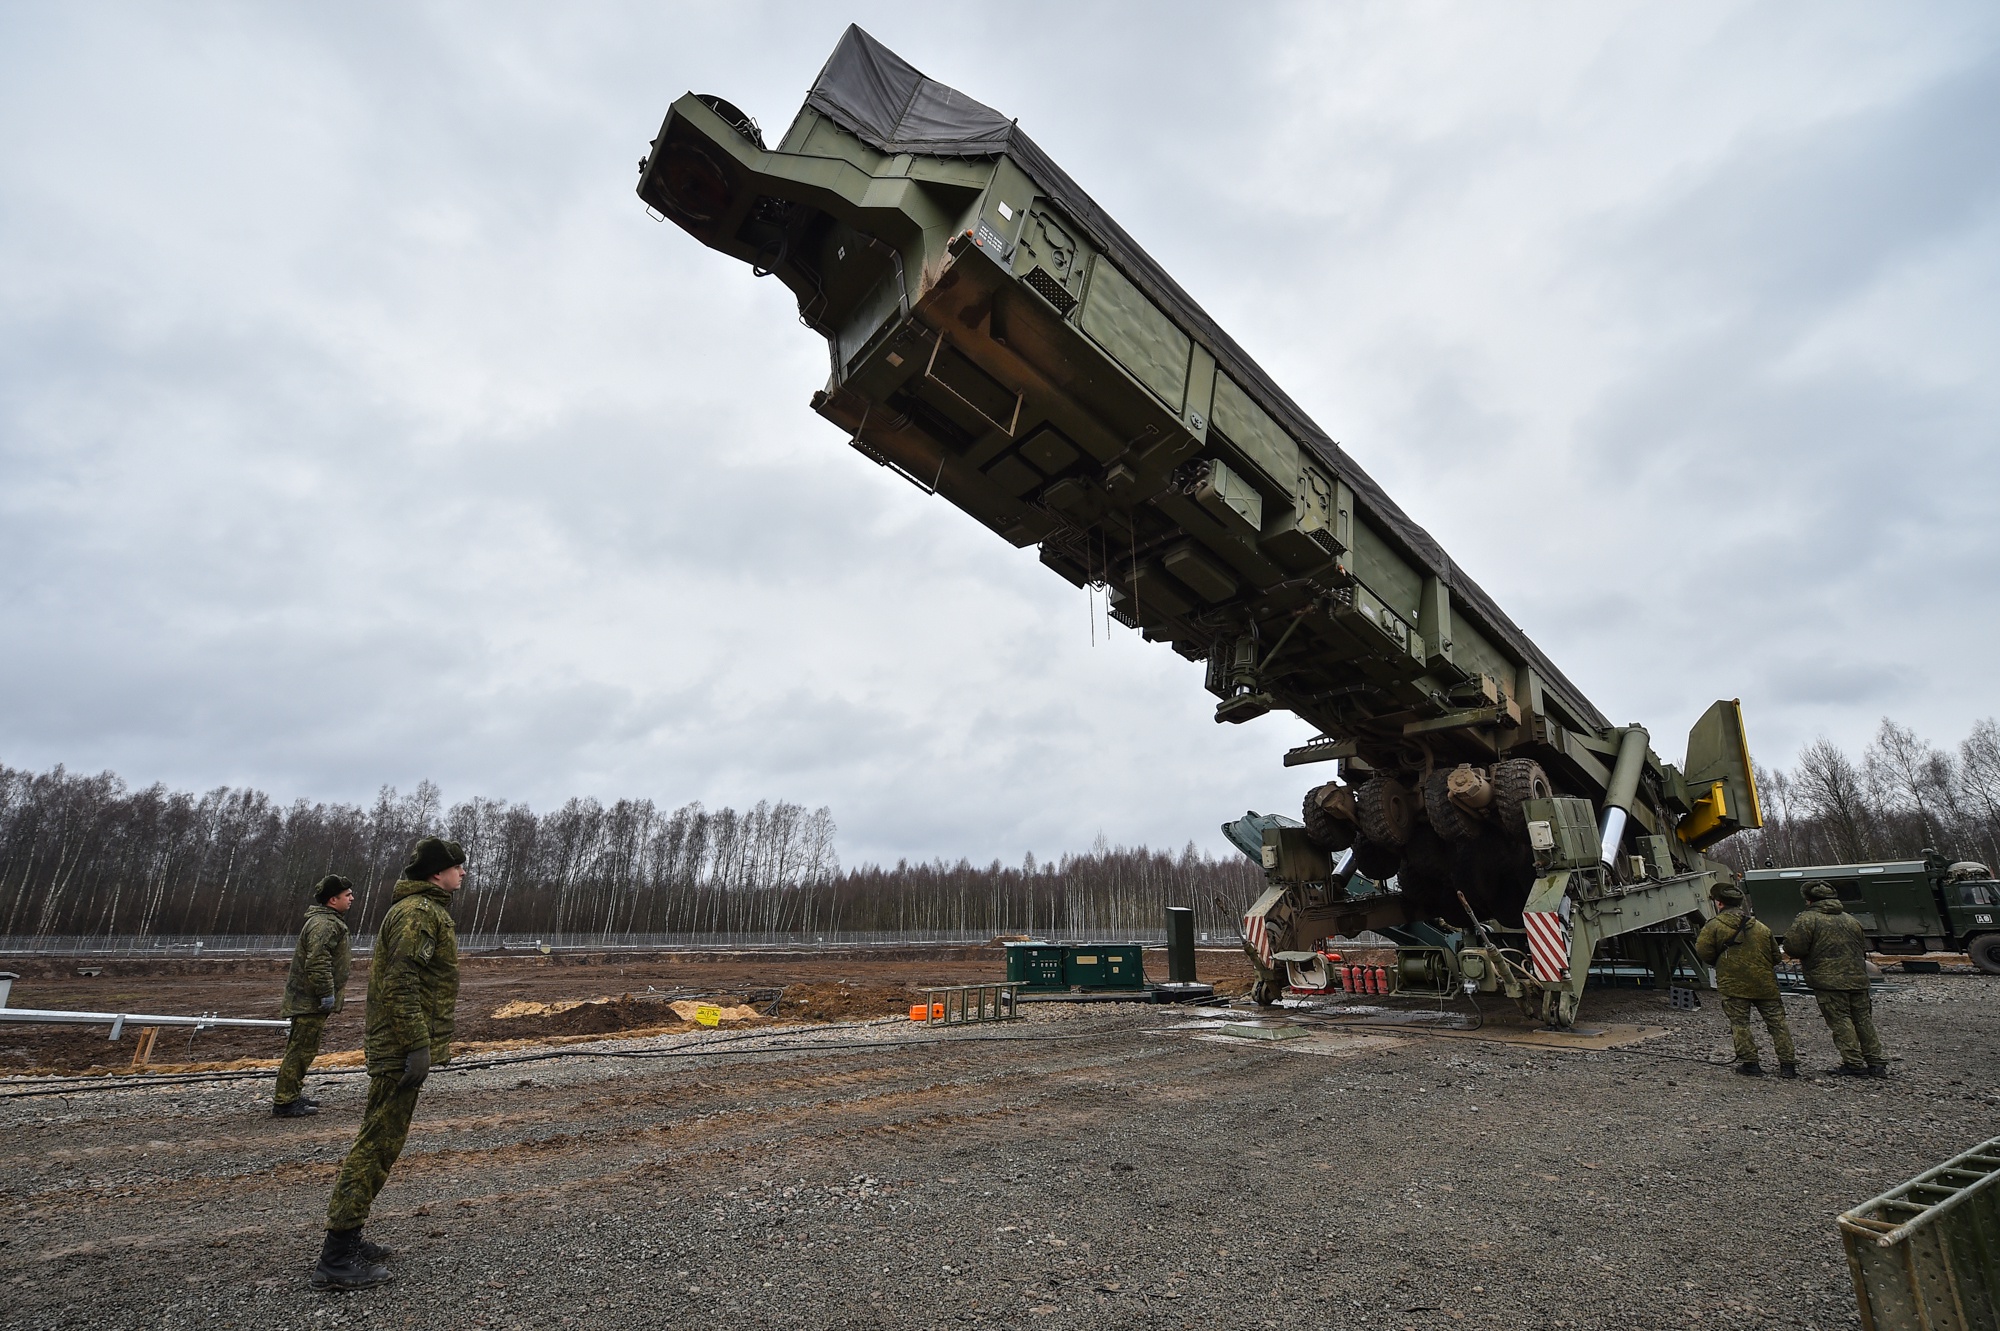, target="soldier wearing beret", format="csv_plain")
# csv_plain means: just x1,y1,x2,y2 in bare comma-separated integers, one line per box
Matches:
273,875,355,1117
313,837,465,1290
1785,880,1888,1077
1694,880,1797,1078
